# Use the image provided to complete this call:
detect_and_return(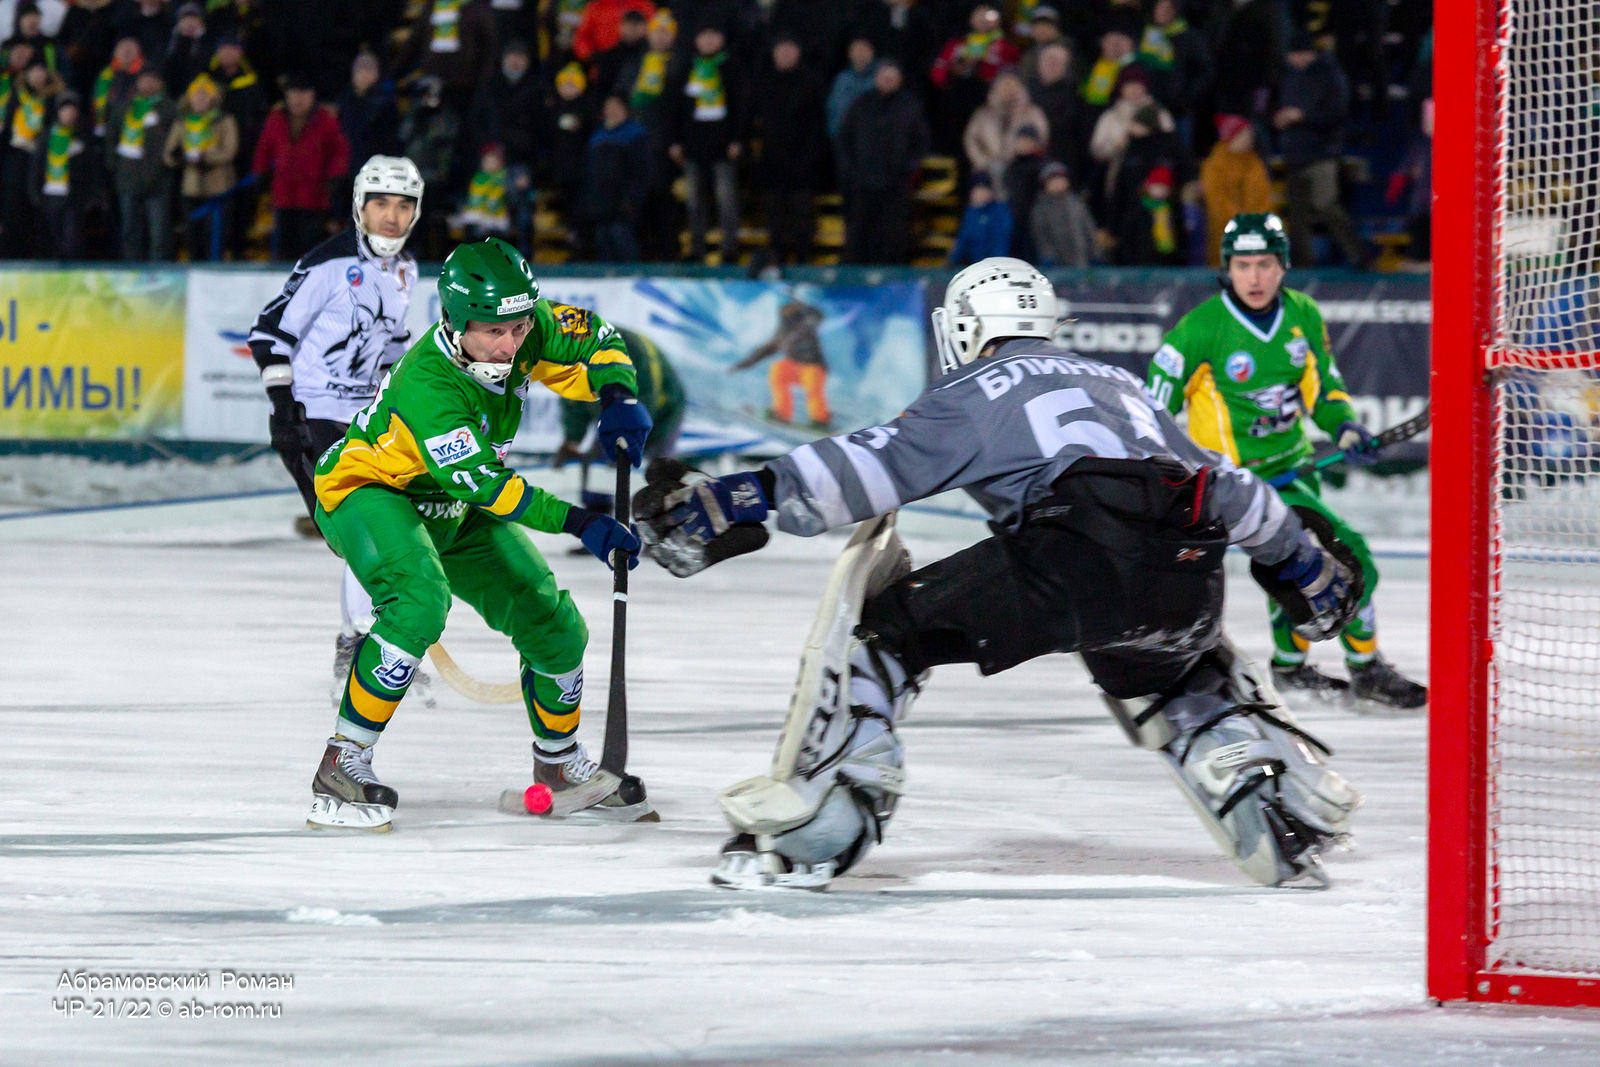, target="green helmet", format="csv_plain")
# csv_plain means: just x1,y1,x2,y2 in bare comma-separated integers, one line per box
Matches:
439,237,540,329
1220,212,1290,269
437,238,539,385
